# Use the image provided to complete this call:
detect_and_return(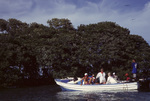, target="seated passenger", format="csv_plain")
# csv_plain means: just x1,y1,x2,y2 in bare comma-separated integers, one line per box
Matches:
89,74,96,84
106,72,117,84
125,73,130,82
112,72,118,81
81,73,90,85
